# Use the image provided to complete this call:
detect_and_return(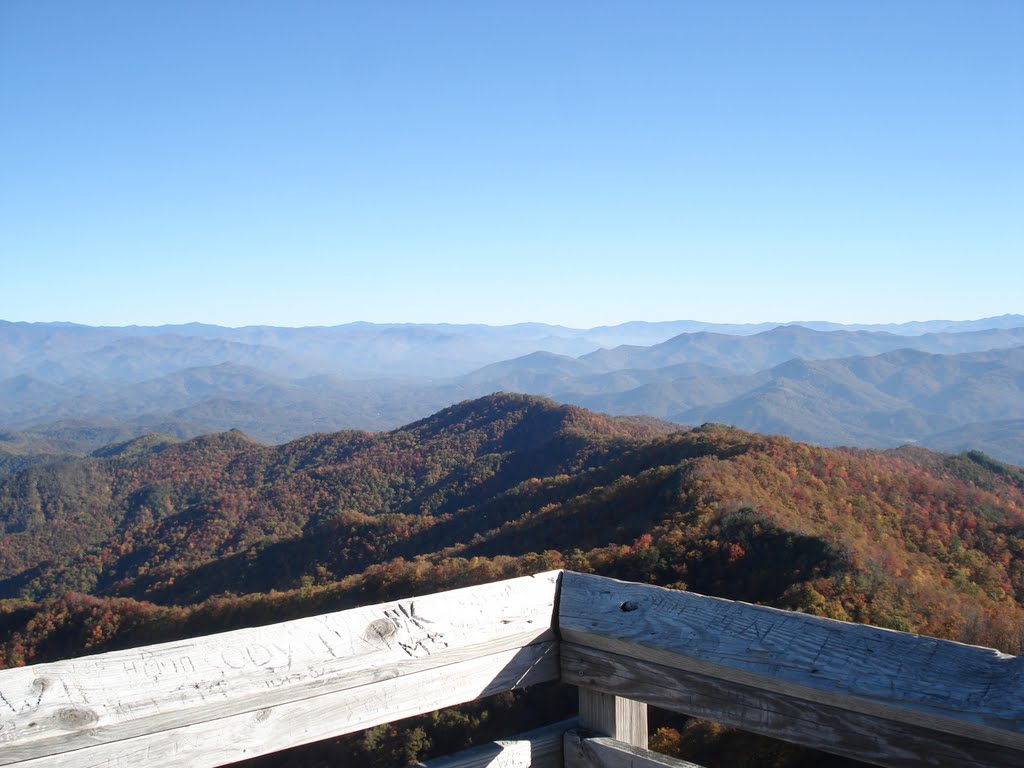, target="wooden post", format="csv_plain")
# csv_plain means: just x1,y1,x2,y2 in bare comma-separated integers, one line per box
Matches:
578,689,648,749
